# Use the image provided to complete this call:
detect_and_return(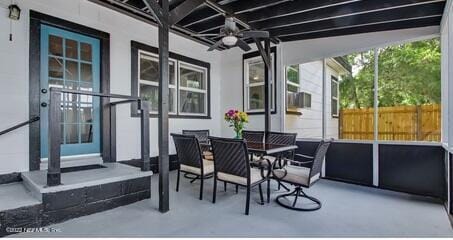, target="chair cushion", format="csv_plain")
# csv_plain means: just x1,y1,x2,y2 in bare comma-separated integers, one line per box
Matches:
273,166,320,186
217,168,265,185
203,151,214,161
180,160,214,176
